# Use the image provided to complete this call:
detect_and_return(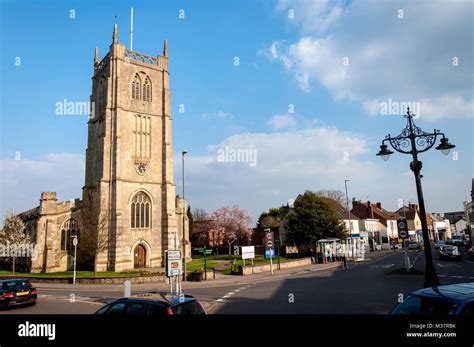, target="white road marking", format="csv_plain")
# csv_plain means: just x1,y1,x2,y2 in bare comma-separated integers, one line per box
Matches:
438,275,447,277
451,276,464,279
216,283,255,303
437,263,460,268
